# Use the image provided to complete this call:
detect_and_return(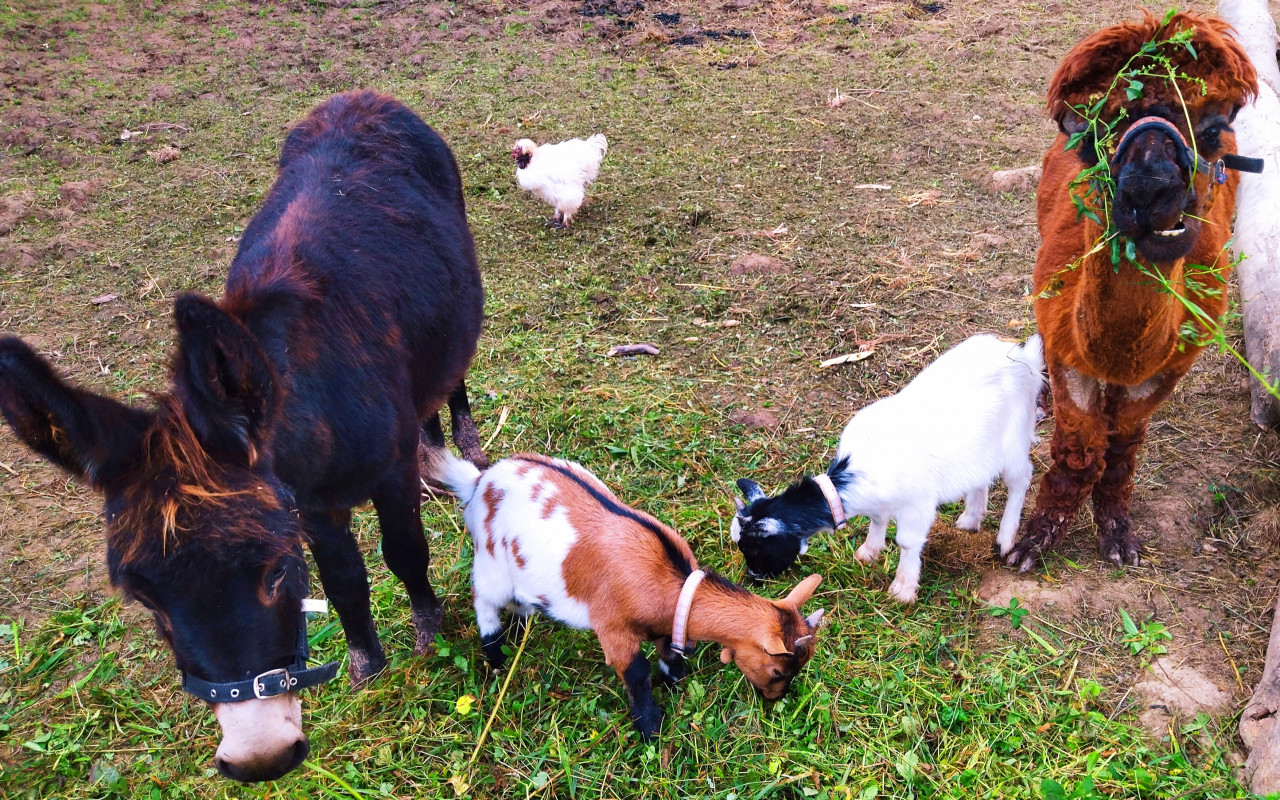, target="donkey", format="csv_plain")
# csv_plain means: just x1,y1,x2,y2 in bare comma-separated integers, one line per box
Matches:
0,91,485,782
